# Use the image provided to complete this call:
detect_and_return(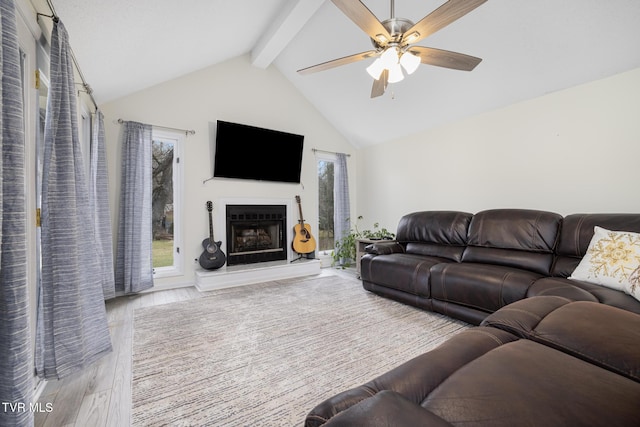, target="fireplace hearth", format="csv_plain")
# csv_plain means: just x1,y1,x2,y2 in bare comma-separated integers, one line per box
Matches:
226,205,287,266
